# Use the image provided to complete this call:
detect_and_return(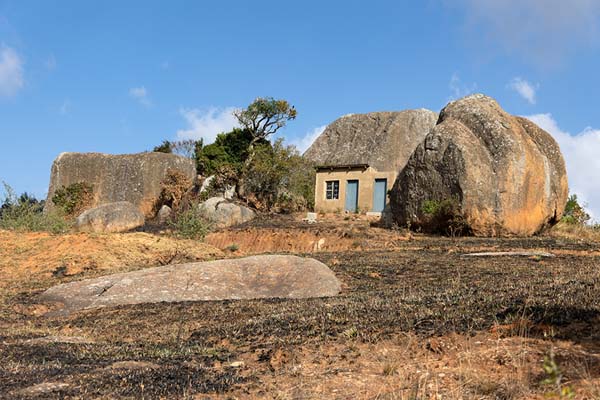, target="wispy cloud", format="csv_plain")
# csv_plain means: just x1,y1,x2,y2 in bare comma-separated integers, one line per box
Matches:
291,125,326,153
526,113,600,219
448,73,477,101
509,77,538,104
129,86,152,107
176,107,240,144
0,45,24,97
450,0,600,66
